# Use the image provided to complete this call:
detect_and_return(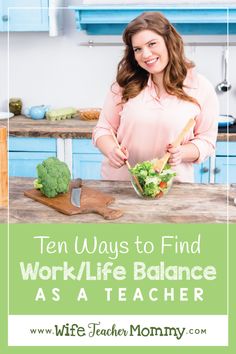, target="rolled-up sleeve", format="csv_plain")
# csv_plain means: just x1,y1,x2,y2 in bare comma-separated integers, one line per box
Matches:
92,83,123,146
190,80,219,164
